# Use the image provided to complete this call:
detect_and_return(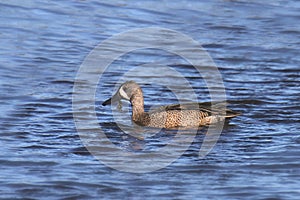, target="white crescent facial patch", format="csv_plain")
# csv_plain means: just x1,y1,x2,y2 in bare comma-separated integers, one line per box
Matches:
119,86,130,100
